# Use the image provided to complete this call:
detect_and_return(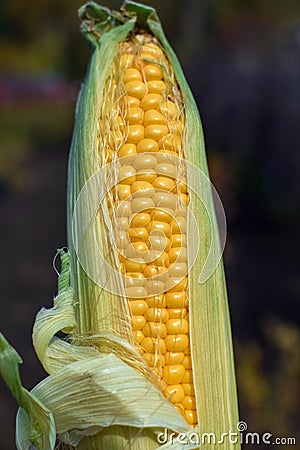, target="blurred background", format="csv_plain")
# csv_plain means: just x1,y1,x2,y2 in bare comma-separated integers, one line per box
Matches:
0,0,299,448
